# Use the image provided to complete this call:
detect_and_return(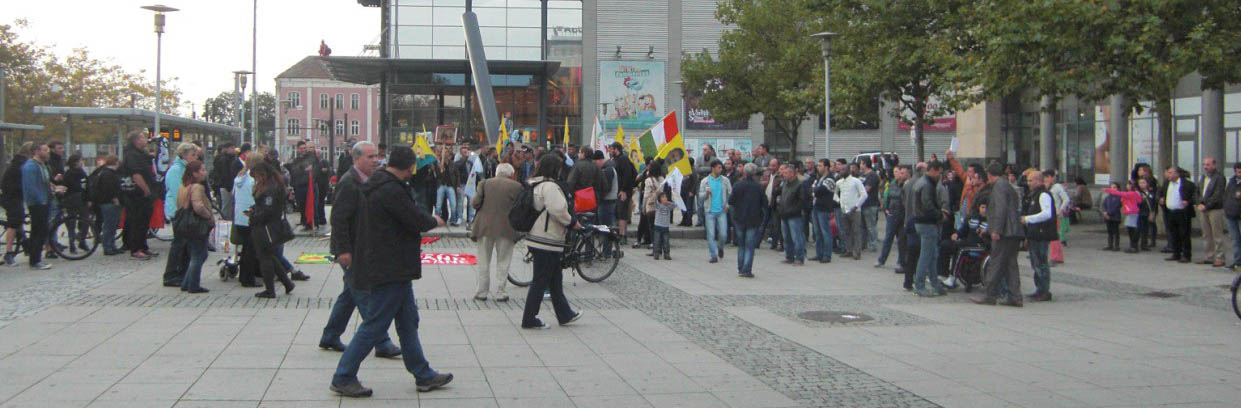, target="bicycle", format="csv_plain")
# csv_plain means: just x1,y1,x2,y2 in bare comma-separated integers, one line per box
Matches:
49,211,102,260
508,213,623,287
